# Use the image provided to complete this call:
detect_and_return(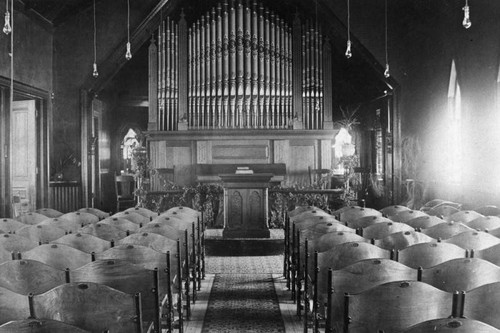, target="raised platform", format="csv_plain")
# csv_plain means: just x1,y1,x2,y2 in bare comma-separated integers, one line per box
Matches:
204,229,284,256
